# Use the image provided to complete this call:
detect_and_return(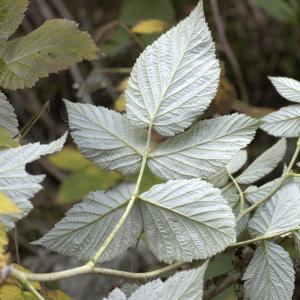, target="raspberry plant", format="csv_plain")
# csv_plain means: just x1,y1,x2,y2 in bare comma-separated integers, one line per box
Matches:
1,1,300,299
